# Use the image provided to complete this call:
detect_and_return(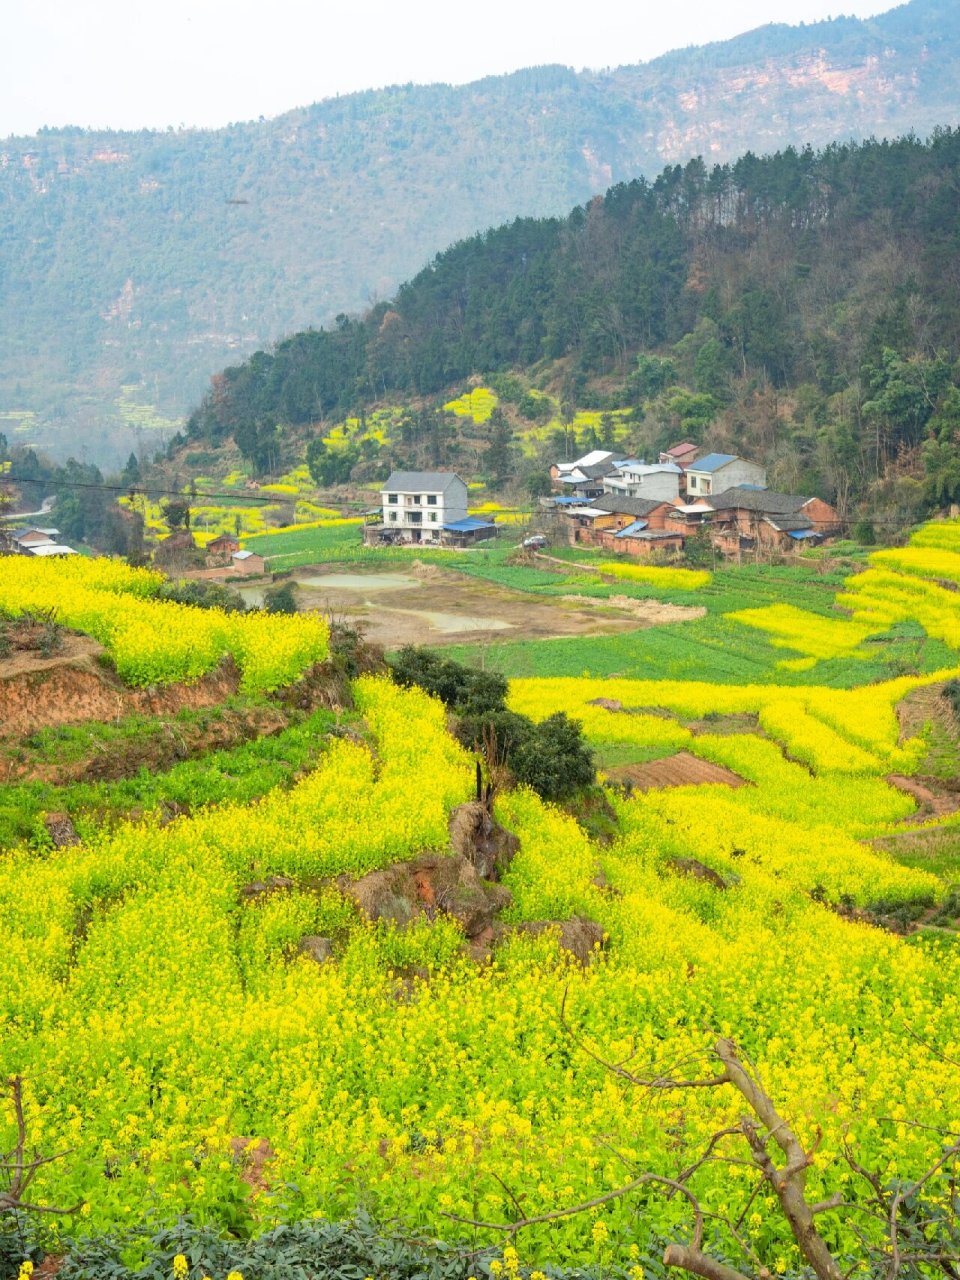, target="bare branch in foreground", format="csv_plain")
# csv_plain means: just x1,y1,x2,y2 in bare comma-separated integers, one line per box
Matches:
1,1077,82,1217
